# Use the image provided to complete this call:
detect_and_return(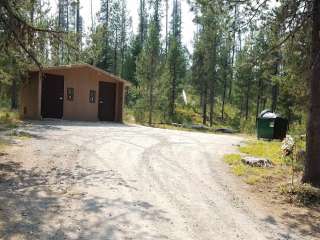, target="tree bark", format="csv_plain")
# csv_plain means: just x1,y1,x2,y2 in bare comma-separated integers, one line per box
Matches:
11,74,17,109
170,62,176,118
113,29,118,74
148,81,154,125
165,0,168,55
76,0,81,61
245,79,250,120
256,77,262,118
90,0,94,30
271,53,279,112
209,87,214,127
202,83,207,125
221,77,227,121
271,84,278,112
303,0,320,186
221,59,228,121
139,0,145,46
229,4,237,100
